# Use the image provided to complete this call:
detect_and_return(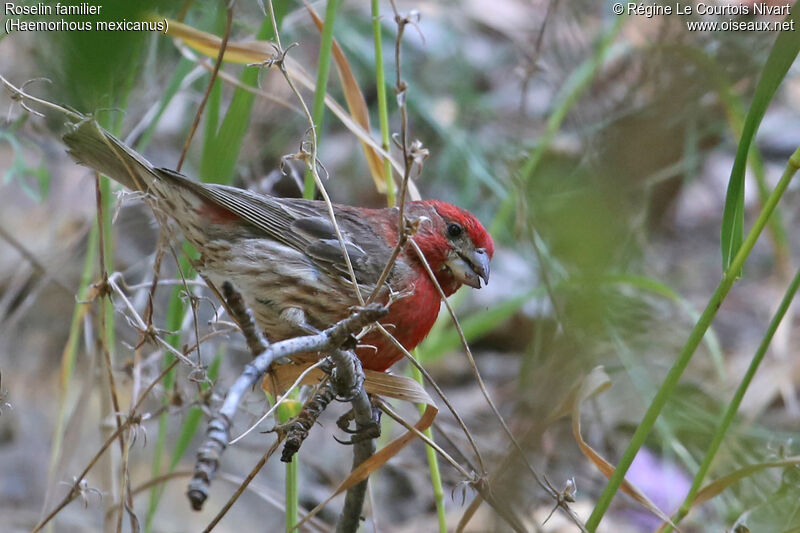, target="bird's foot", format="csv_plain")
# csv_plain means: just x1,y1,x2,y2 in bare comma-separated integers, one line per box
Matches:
334,400,382,445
